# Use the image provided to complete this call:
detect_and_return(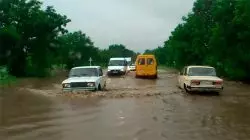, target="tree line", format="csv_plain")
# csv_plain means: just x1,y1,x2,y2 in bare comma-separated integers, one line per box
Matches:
0,0,137,77
145,0,250,81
